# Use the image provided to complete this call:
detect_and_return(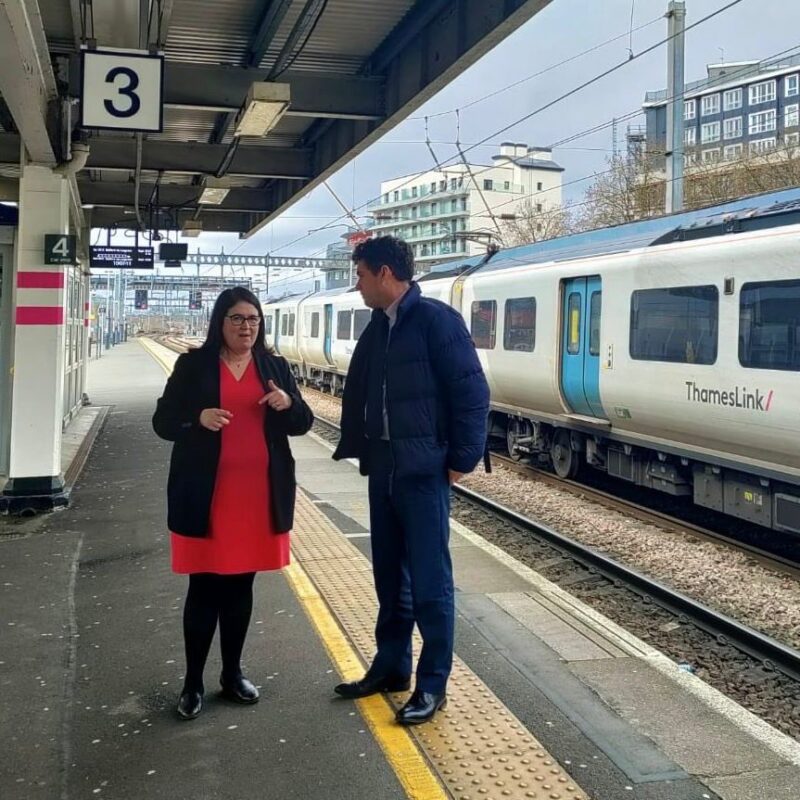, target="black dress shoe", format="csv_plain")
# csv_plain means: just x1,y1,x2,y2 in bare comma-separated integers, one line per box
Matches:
177,689,203,720
334,673,411,699
220,674,260,704
395,689,447,726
